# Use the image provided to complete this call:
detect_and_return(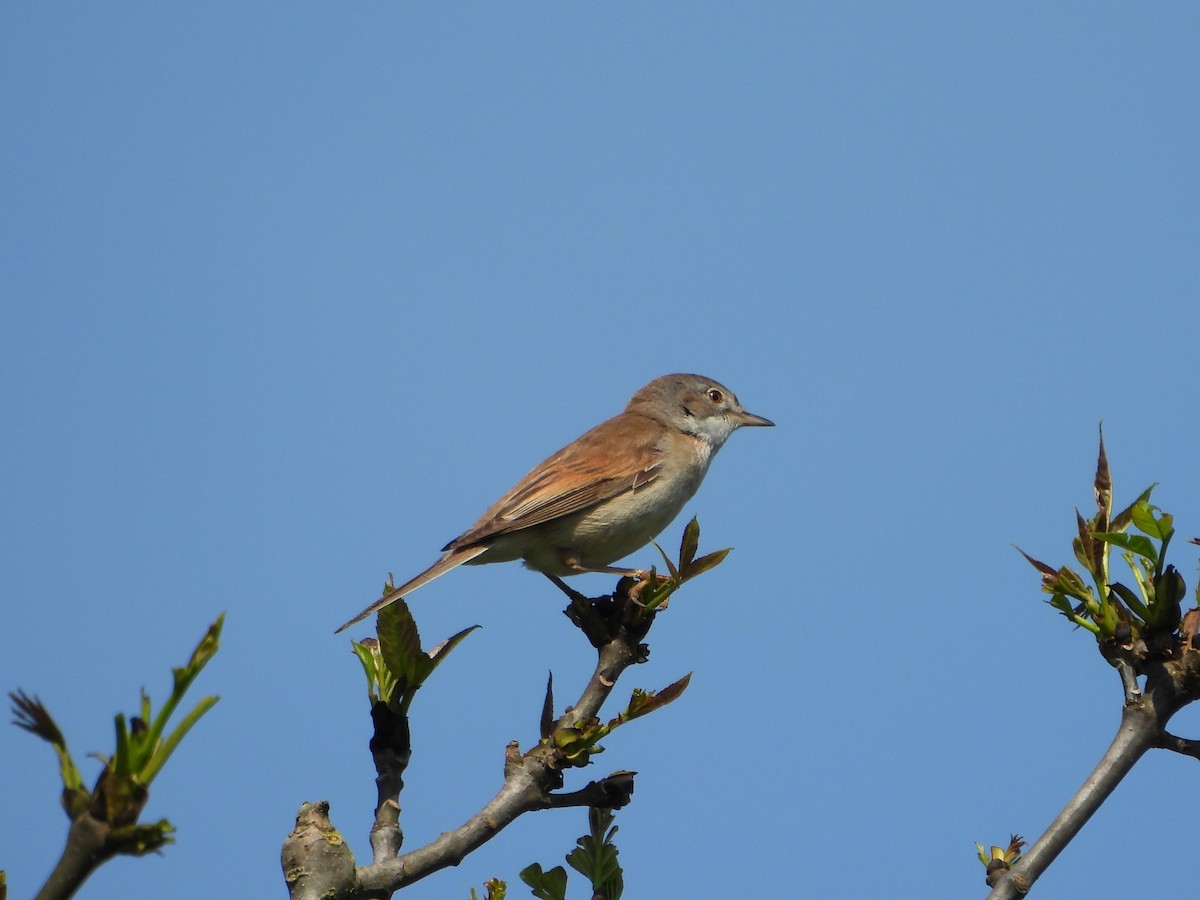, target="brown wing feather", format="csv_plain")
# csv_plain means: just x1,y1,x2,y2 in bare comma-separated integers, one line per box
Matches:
444,411,665,550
